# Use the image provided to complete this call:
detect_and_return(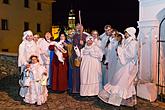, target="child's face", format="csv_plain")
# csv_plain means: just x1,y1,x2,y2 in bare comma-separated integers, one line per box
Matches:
31,57,38,64
26,64,31,68
33,35,39,42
